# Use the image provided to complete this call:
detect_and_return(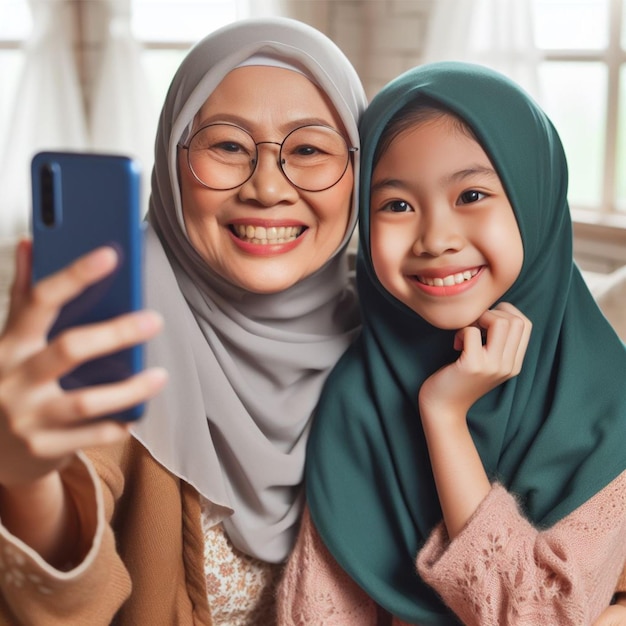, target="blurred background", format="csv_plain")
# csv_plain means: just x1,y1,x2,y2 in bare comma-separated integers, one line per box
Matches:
0,0,624,336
